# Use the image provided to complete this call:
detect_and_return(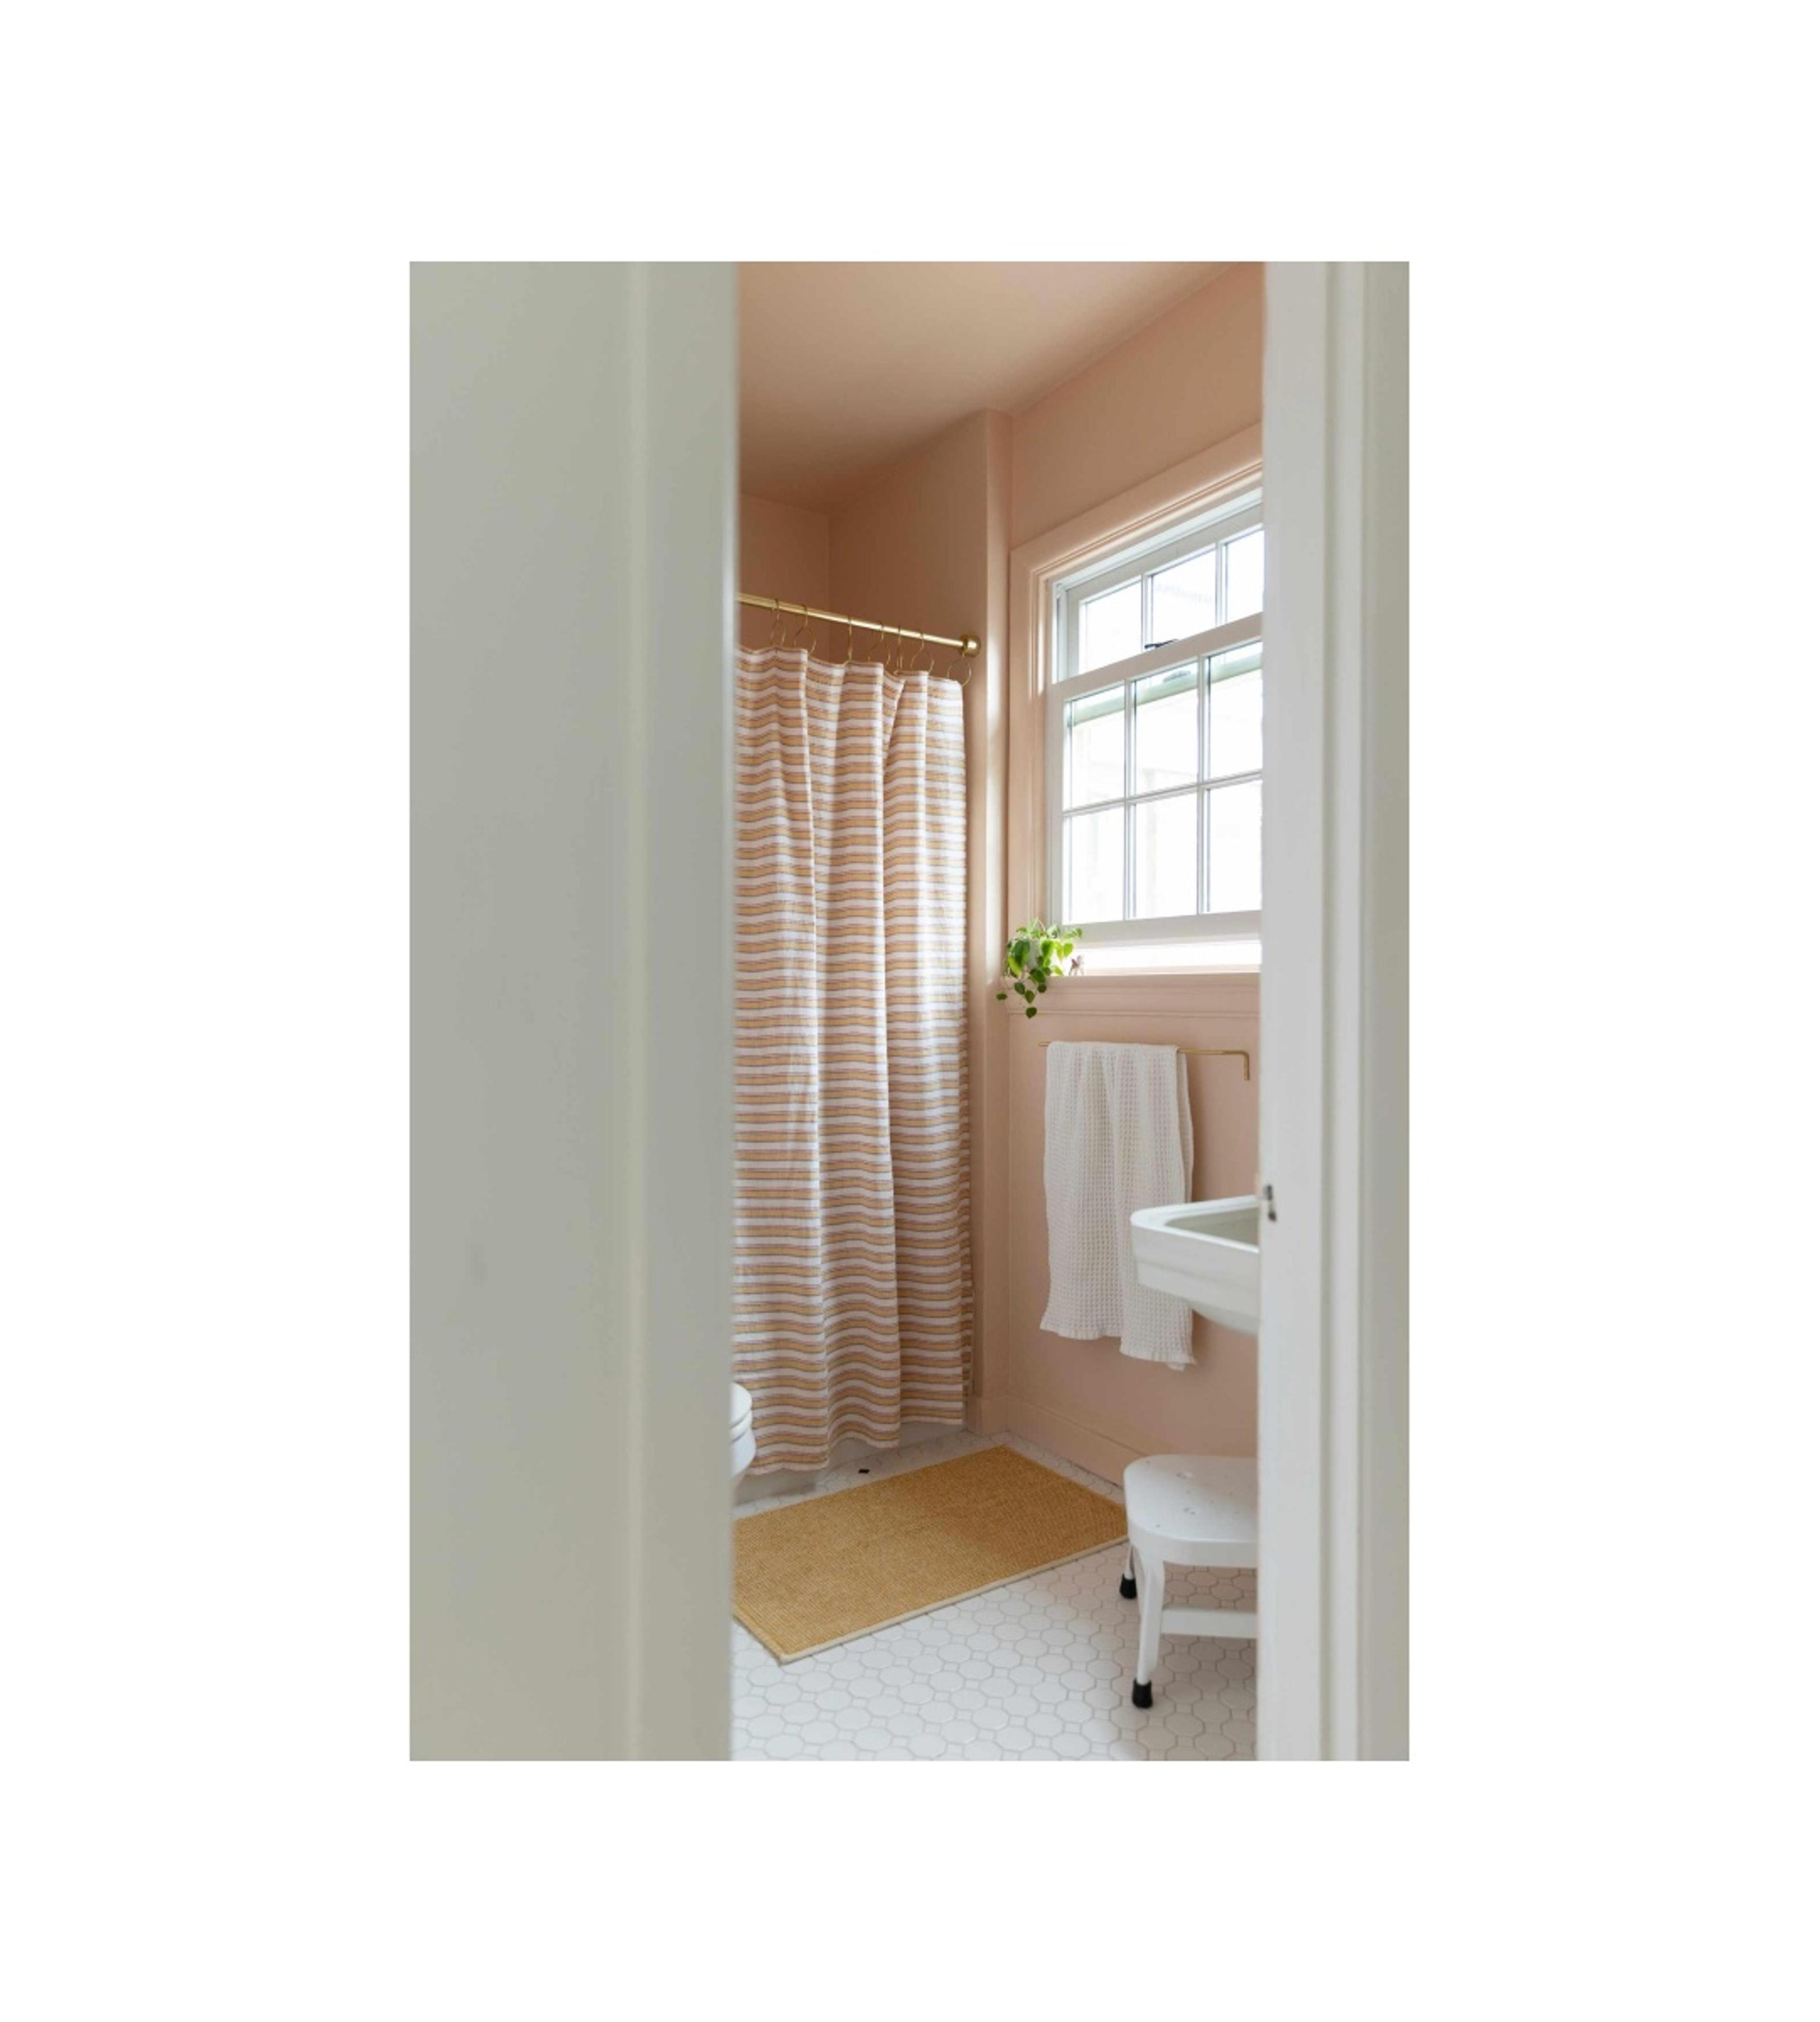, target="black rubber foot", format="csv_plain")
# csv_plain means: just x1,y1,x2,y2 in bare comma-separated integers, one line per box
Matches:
1131,1679,1154,1709
1119,1574,1138,1600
